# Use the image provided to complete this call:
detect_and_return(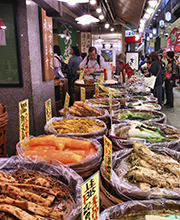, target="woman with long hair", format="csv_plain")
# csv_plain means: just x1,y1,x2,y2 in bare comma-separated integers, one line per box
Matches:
149,52,163,106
